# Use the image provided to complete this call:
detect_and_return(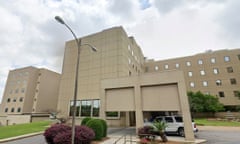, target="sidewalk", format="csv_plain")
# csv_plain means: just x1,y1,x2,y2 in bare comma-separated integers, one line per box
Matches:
103,127,206,144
